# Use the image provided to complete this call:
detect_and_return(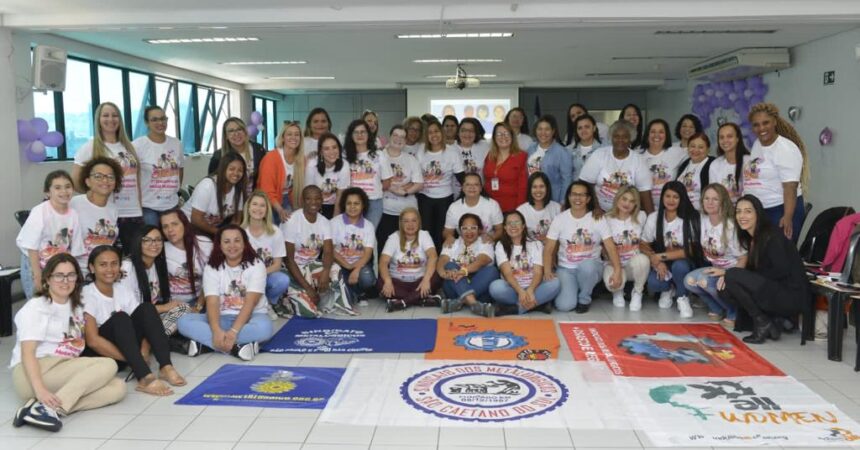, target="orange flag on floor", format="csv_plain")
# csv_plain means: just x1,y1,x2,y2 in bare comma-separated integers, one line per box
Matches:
426,317,560,360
